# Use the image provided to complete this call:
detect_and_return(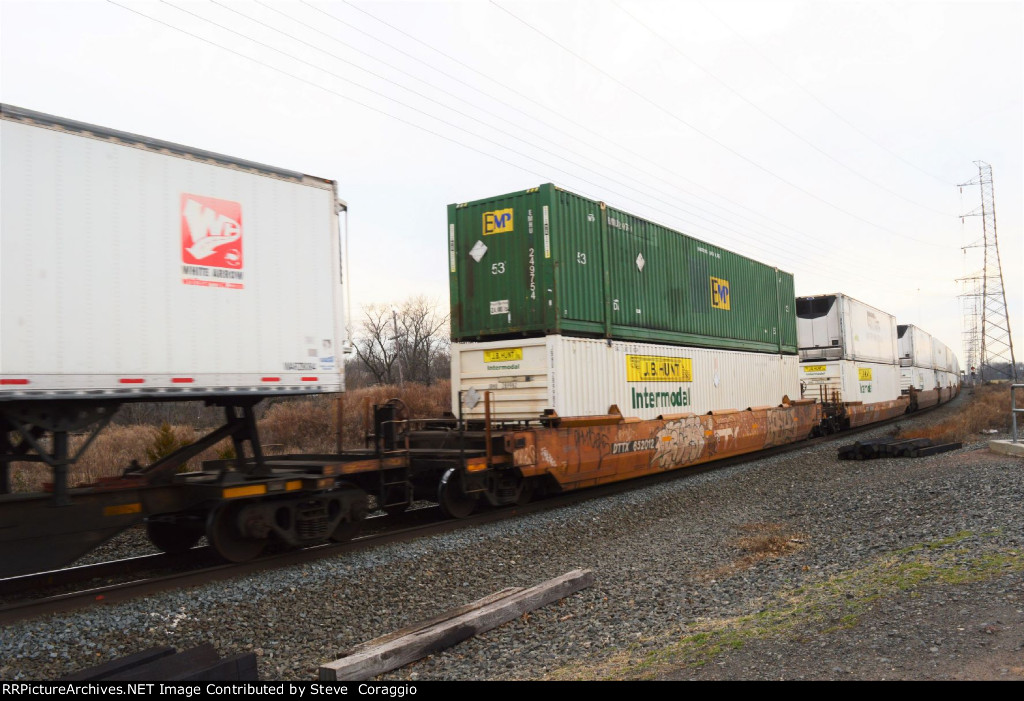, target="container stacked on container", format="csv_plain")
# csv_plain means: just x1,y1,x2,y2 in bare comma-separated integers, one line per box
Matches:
448,184,799,420
897,324,935,392
796,293,901,404
930,337,959,389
